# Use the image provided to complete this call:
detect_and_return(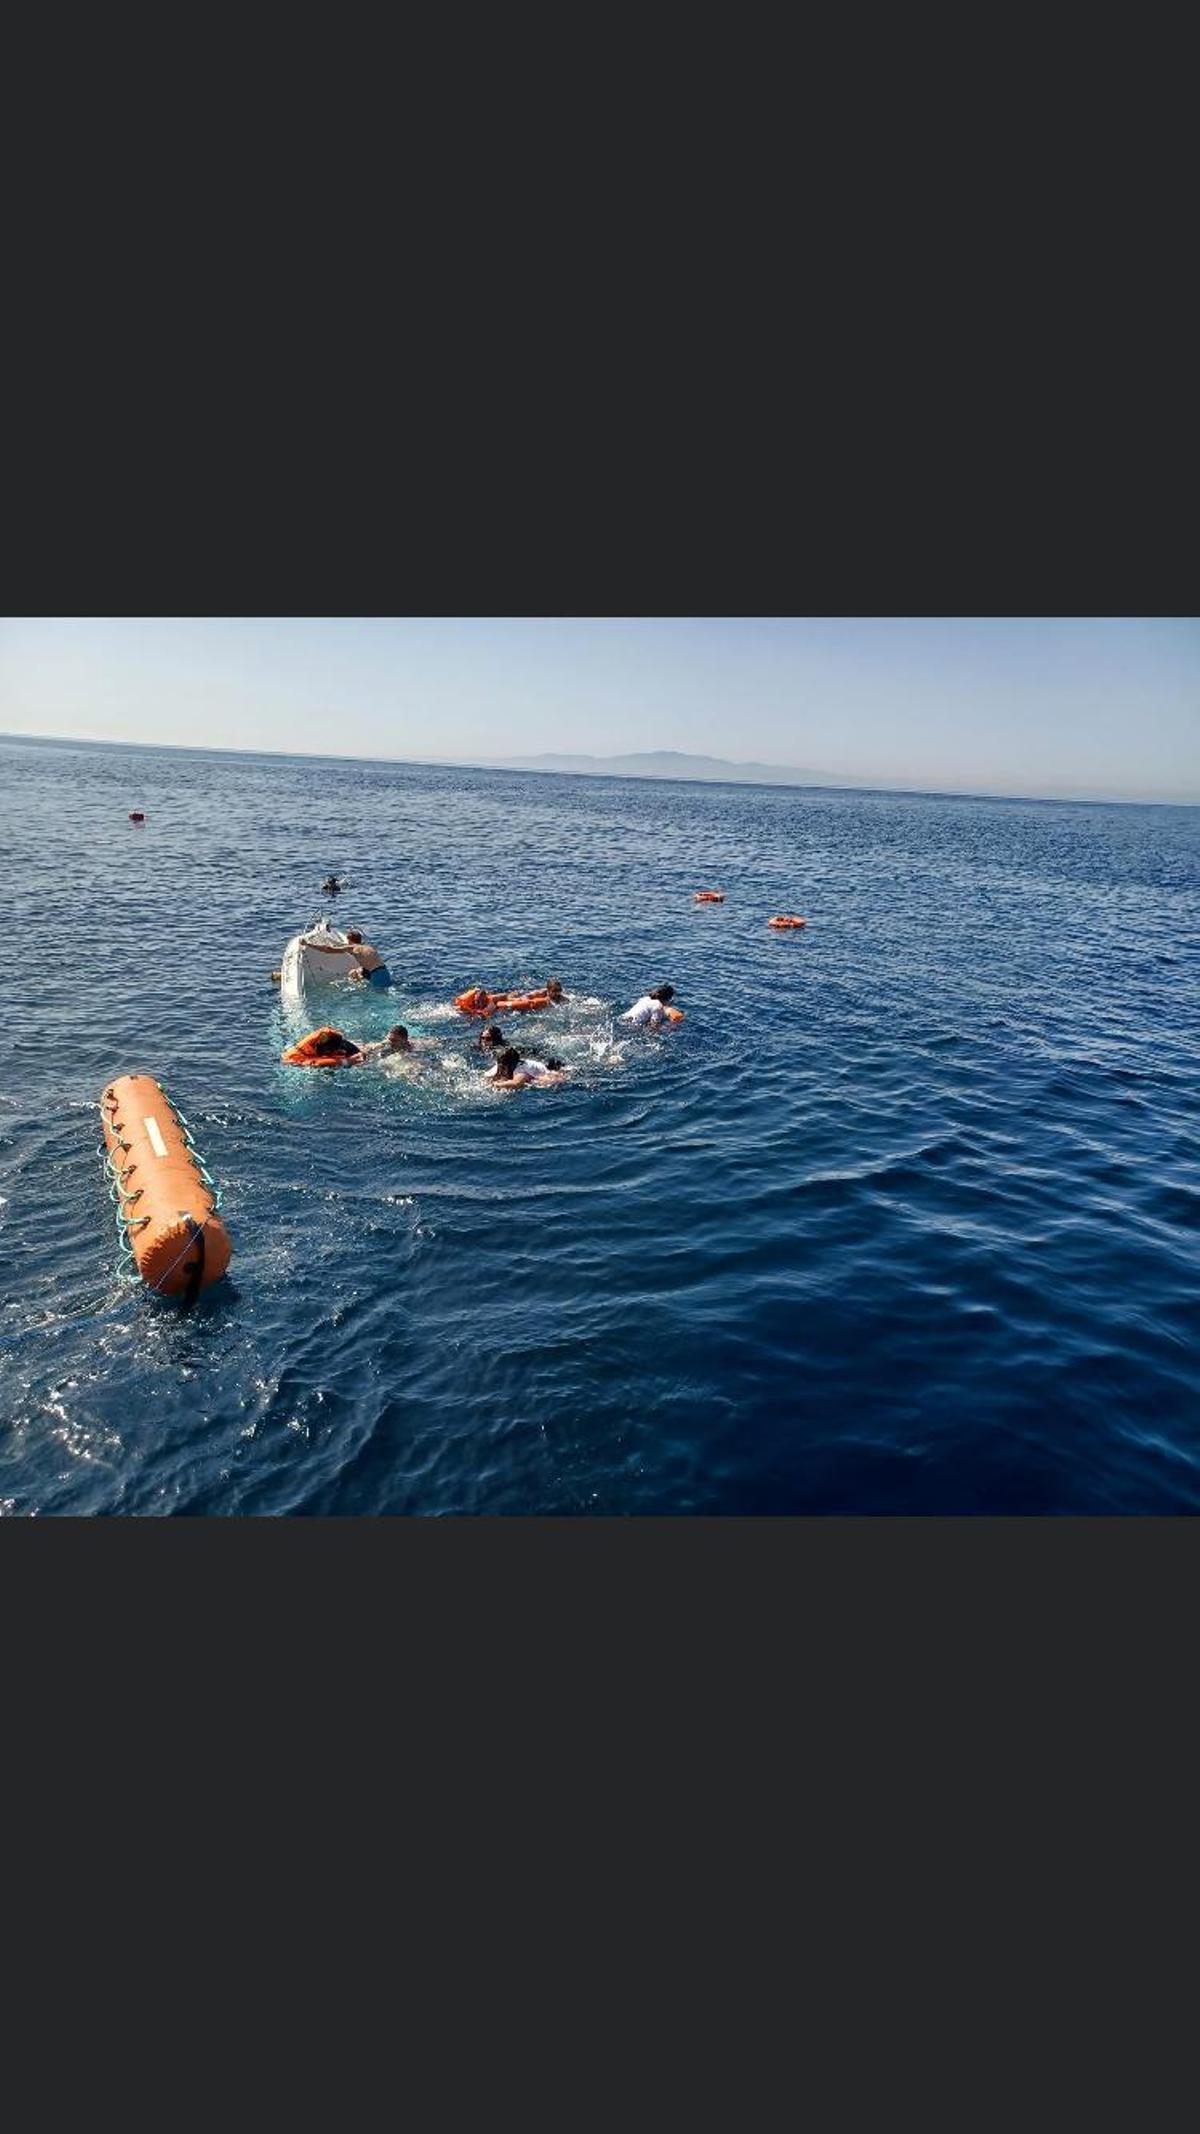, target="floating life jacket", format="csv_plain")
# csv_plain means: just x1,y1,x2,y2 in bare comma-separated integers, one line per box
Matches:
693,891,724,903
767,915,806,930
